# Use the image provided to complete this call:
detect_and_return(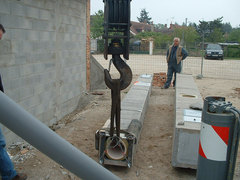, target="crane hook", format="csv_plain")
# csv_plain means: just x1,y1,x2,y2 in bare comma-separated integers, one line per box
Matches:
104,54,132,91
104,55,132,137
